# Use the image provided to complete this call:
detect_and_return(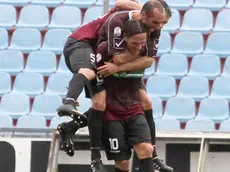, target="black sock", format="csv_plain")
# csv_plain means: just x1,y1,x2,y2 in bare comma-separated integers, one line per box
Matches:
83,108,91,118
132,152,140,172
65,73,88,104
114,167,128,172
144,109,157,158
87,108,104,160
139,158,154,172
